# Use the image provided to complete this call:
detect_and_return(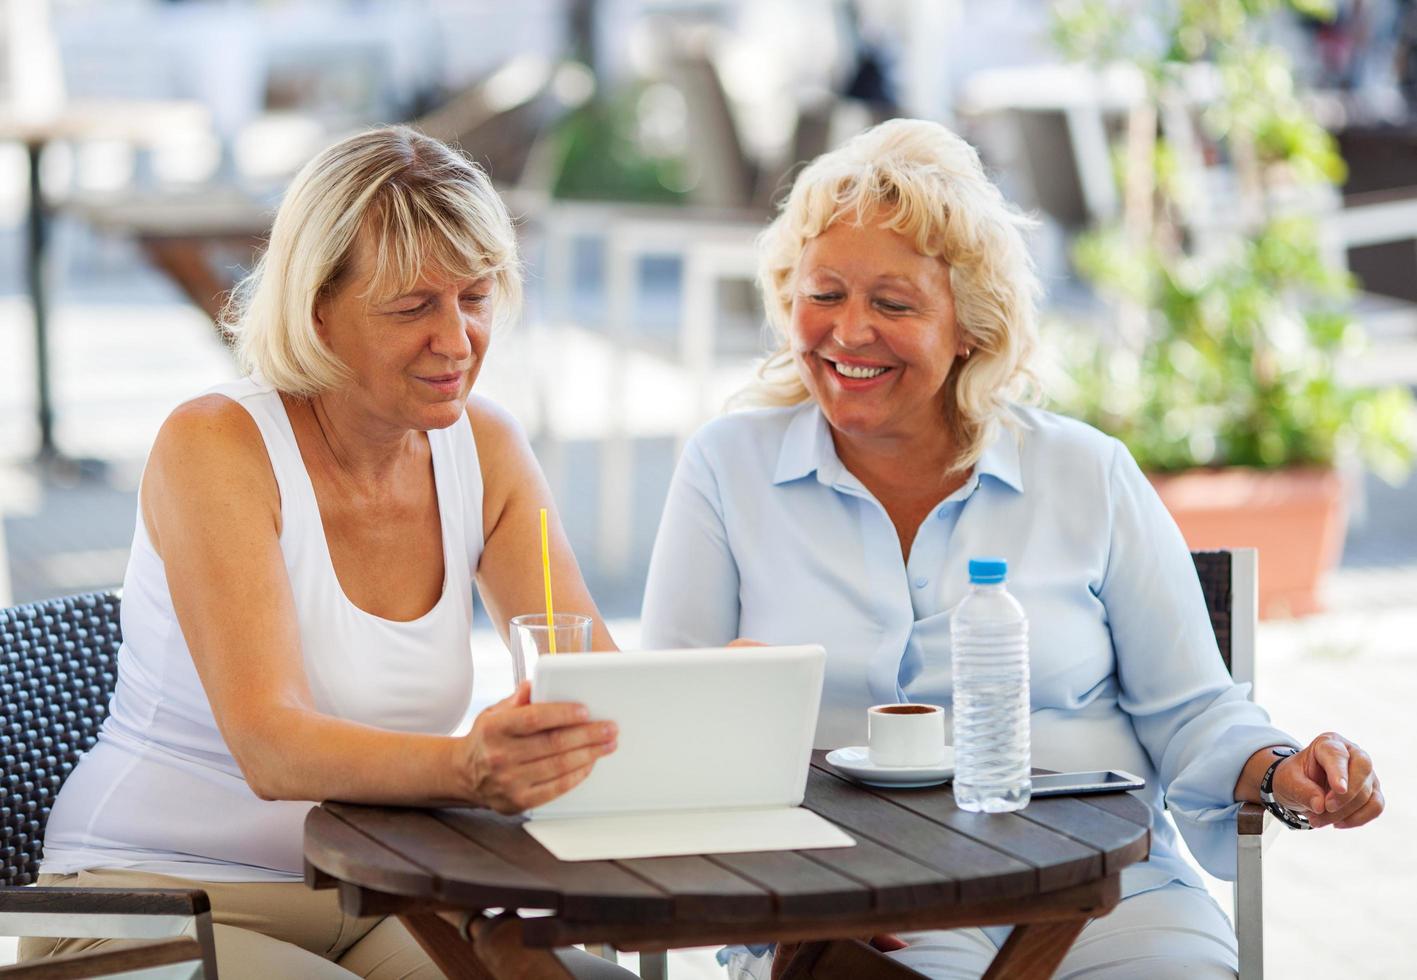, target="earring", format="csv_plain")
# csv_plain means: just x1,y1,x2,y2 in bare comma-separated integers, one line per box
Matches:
962,348,972,360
